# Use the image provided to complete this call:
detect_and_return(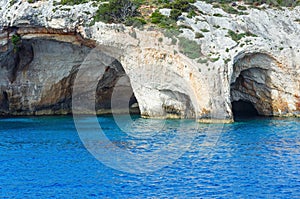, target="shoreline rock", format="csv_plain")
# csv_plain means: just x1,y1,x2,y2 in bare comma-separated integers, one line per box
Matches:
0,0,299,123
